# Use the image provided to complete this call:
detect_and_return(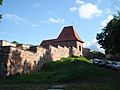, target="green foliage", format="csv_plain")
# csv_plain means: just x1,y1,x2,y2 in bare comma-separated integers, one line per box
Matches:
96,12,120,54
91,51,105,58
12,41,19,44
0,0,3,21
0,0,3,5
